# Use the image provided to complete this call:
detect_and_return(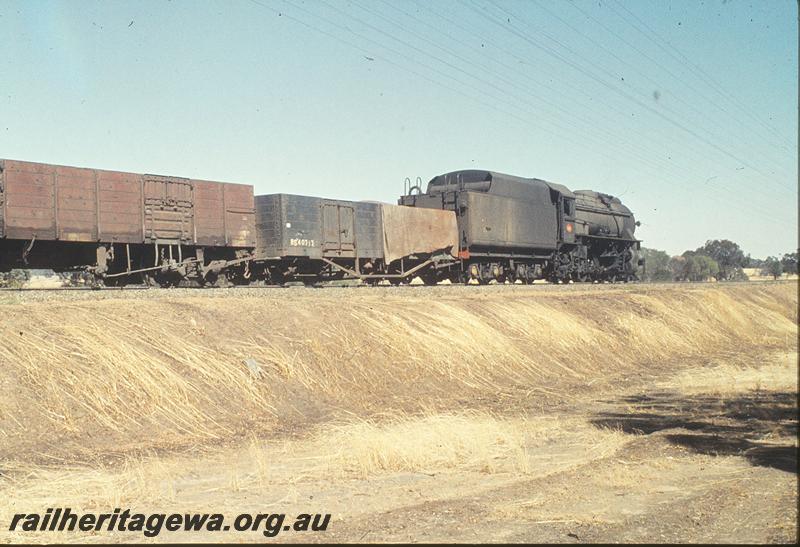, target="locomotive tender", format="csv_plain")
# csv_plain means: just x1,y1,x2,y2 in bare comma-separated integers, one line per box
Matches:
0,159,640,286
